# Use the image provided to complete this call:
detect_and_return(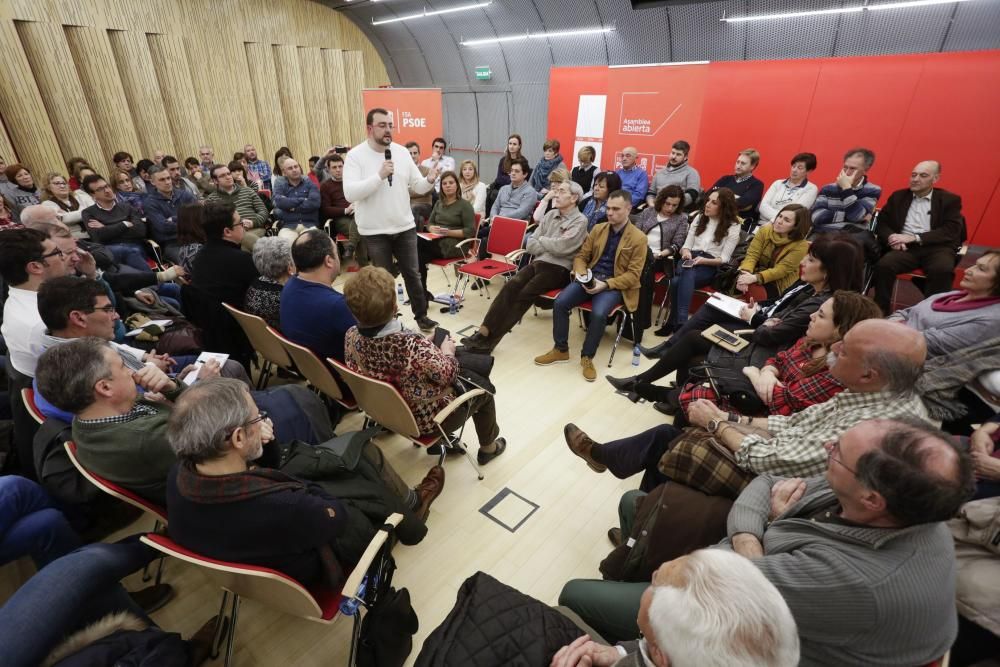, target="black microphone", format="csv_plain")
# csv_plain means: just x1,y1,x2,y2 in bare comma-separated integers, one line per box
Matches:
384,148,392,186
